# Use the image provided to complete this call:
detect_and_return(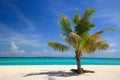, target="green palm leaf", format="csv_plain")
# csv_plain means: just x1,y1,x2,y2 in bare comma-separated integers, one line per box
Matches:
59,15,72,37
74,12,80,25
48,42,70,52
81,8,95,21
95,28,114,35
83,34,109,53
75,8,95,35
69,32,81,48
96,41,109,50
